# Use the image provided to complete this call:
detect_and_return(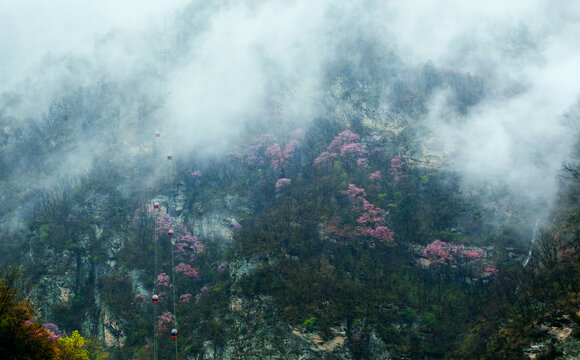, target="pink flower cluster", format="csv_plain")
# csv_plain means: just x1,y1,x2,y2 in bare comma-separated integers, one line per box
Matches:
389,155,406,181
340,143,366,157
175,263,200,279
191,170,202,177
266,144,284,171
314,130,368,166
422,240,461,263
43,323,62,337
417,240,498,276
369,171,382,181
245,132,301,171
484,266,499,274
364,226,393,240
24,321,60,342
43,323,61,341
153,219,206,284
346,184,366,198
328,130,360,151
462,249,486,260
313,151,338,166
156,273,172,288
346,184,394,244
157,311,175,332
154,211,172,234
179,293,192,303
275,178,292,191
175,233,205,259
